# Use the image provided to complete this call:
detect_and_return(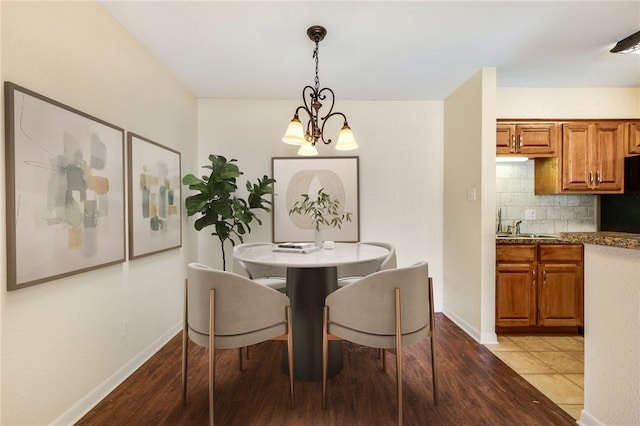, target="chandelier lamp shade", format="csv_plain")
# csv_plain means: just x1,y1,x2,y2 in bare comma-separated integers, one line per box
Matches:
282,25,357,156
